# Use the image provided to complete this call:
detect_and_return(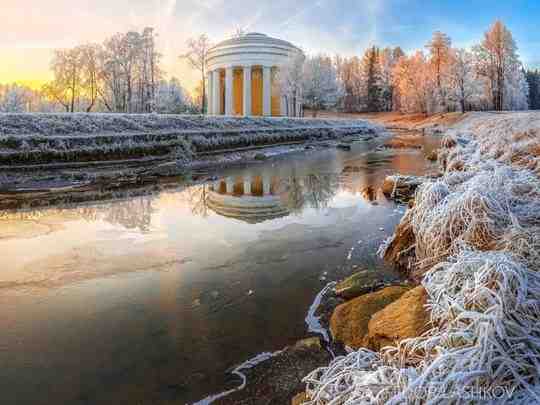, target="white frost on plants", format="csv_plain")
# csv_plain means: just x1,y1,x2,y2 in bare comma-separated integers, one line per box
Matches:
303,112,540,404
0,113,384,165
